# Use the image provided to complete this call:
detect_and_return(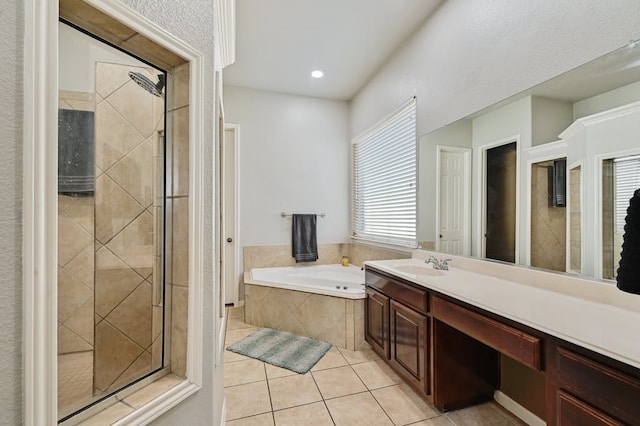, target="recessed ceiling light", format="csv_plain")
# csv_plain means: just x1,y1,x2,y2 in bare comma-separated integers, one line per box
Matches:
311,70,324,78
